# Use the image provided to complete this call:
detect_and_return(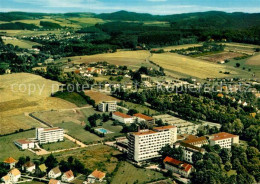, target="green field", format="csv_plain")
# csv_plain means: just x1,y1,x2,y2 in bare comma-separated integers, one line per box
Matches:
53,91,89,107
123,101,159,115
53,144,121,174
41,137,79,151
111,162,166,184
3,39,41,49
56,121,103,144
0,130,36,161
